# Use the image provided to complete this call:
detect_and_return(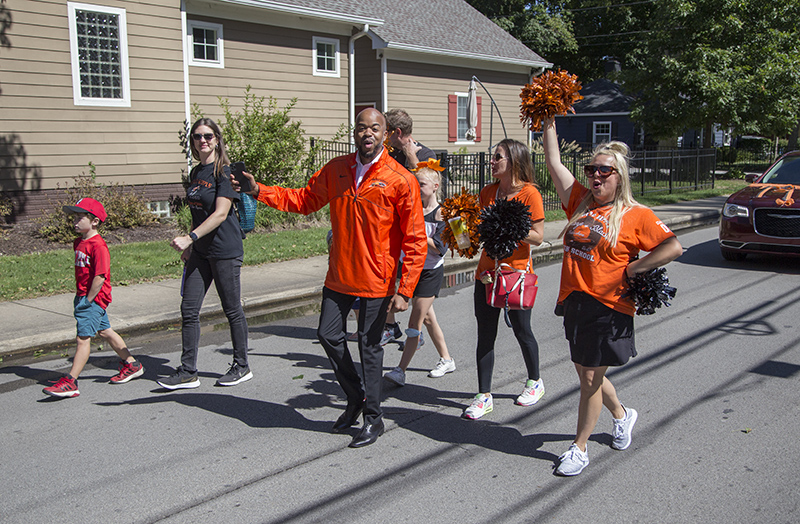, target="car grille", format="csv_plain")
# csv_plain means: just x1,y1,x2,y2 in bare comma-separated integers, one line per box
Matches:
754,208,800,238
